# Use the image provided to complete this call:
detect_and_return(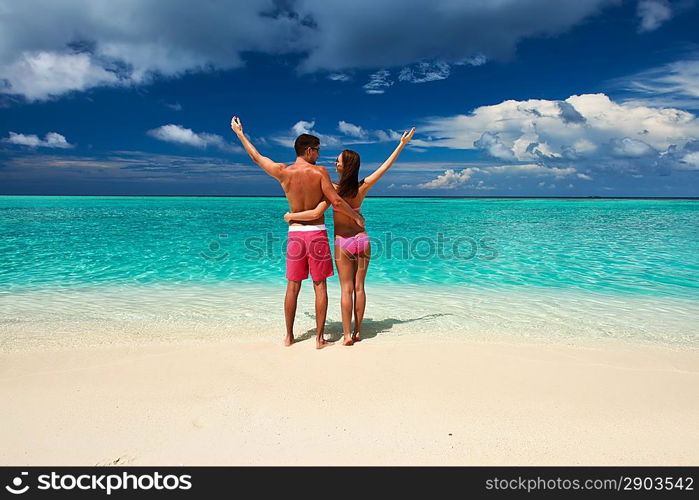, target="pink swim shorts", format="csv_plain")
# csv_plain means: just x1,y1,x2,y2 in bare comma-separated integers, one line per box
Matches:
286,225,334,282
335,233,370,256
